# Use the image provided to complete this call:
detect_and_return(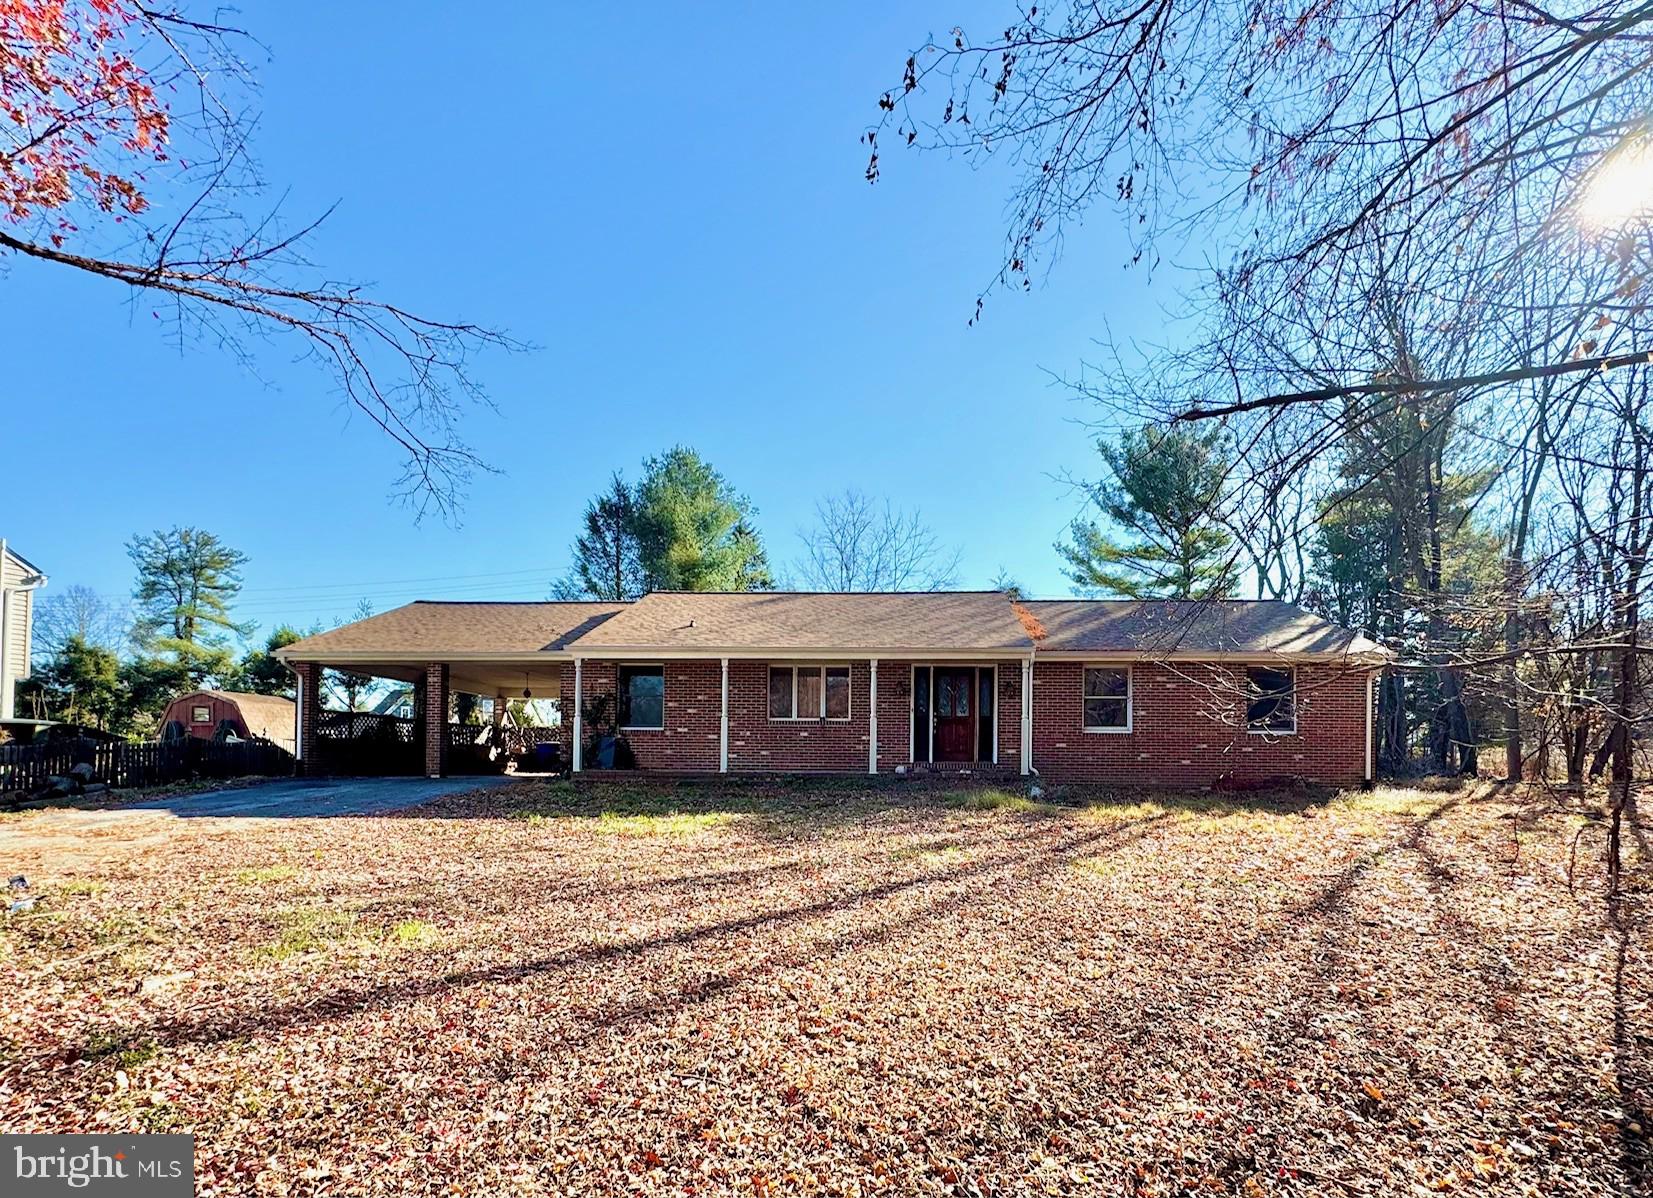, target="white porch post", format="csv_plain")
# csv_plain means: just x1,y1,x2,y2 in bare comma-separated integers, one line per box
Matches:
868,658,879,775
719,657,730,773
572,658,584,773
1020,657,1034,776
